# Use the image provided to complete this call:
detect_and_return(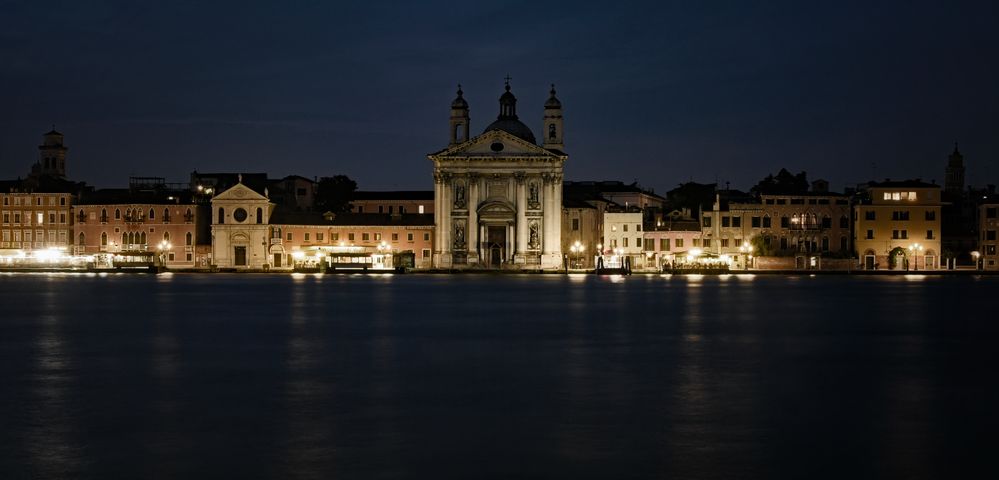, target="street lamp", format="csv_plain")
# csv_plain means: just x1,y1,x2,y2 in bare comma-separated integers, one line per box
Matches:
739,241,754,270
569,240,584,269
908,243,923,271
157,240,172,267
